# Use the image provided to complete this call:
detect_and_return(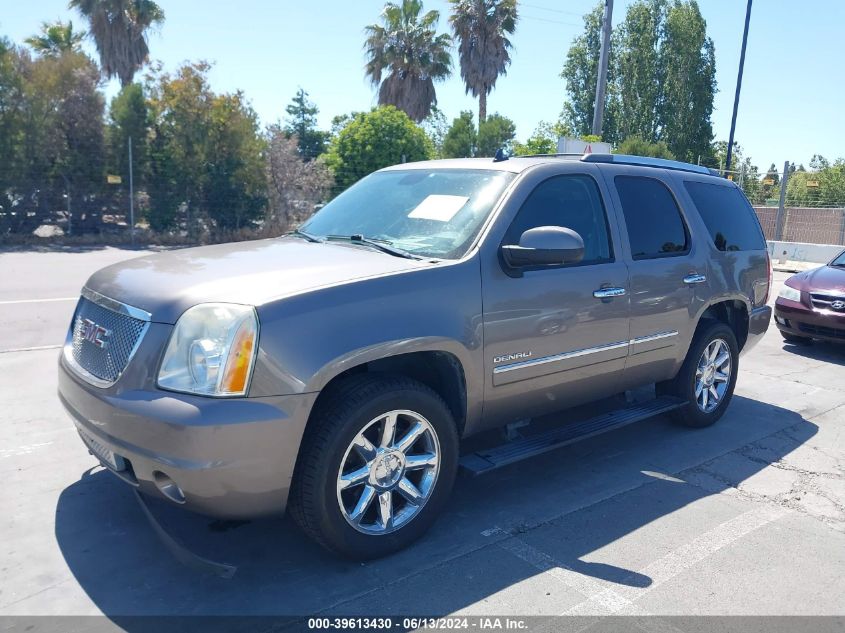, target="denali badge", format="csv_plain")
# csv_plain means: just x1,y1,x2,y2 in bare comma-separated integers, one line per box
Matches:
493,351,533,363
80,318,111,348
